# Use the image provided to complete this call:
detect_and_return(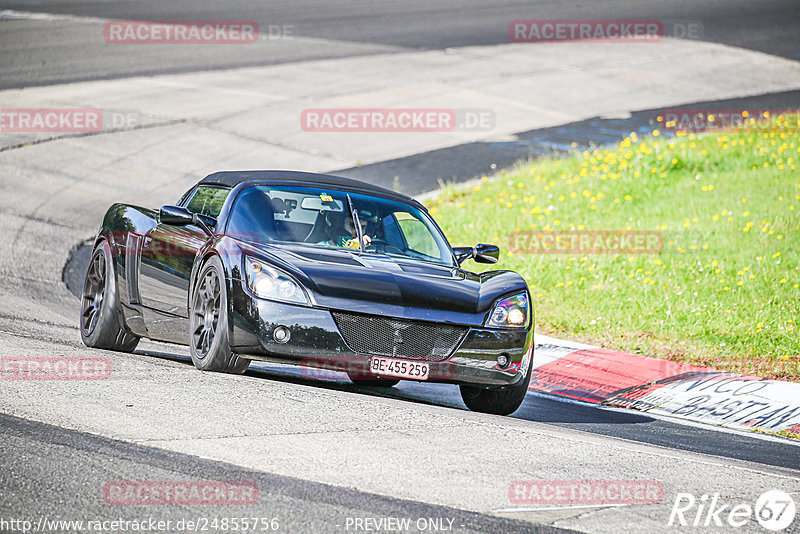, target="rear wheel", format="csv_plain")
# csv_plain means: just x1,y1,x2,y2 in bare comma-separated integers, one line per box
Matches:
80,239,139,352
189,256,250,374
459,357,532,416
